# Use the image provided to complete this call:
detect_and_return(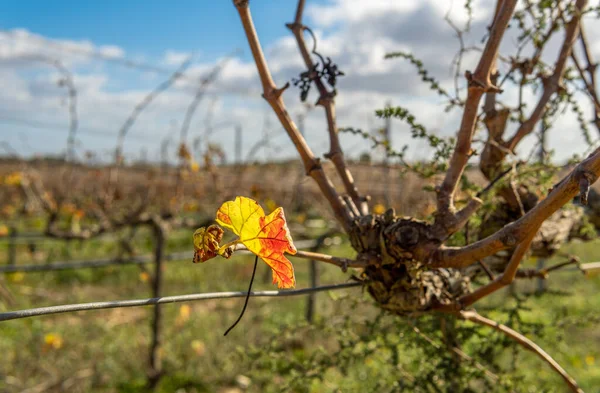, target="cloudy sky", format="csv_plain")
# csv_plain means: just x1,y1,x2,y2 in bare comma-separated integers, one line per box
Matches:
1,0,599,164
